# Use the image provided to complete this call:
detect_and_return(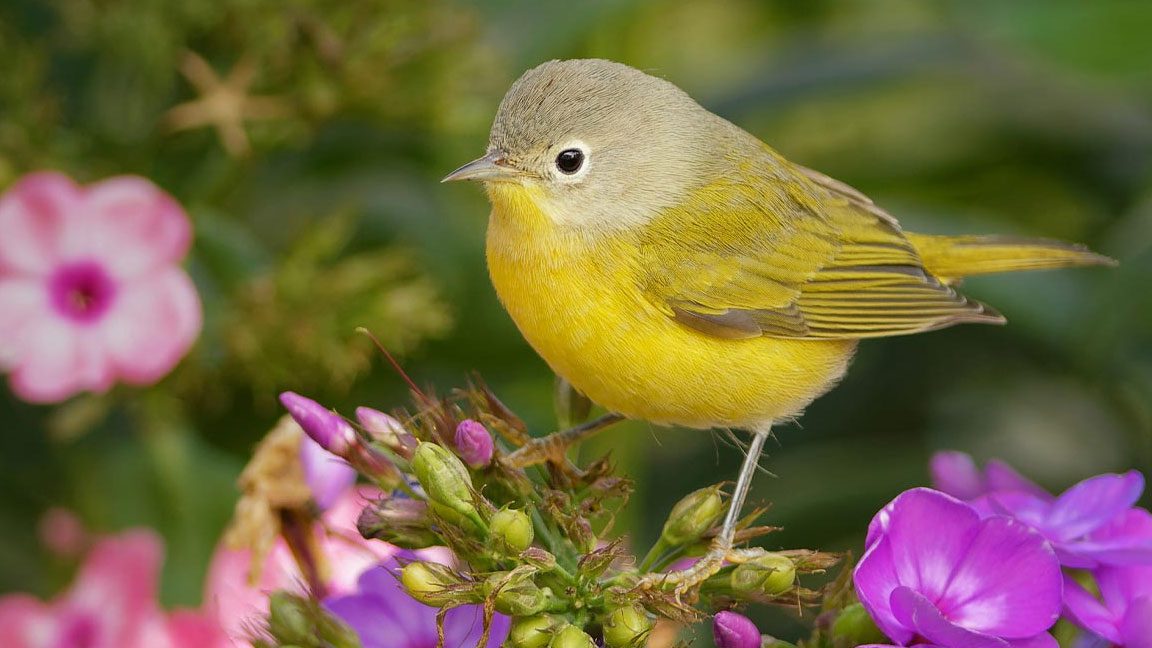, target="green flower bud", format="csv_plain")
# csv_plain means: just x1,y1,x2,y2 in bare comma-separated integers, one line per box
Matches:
660,485,725,547
549,623,596,648
268,592,313,645
400,561,461,607
831,602,887,644
484,572,550,616
508,615,555,648
731,553,796,597
490,507,534,554
411,442,478,520
603,604,654,647
357,498,440,549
